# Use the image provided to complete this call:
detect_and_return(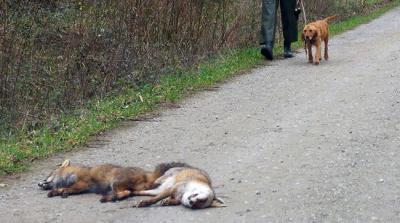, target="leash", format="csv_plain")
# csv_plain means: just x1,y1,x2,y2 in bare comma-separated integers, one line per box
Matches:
298,0,307,25
296,0,308,57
